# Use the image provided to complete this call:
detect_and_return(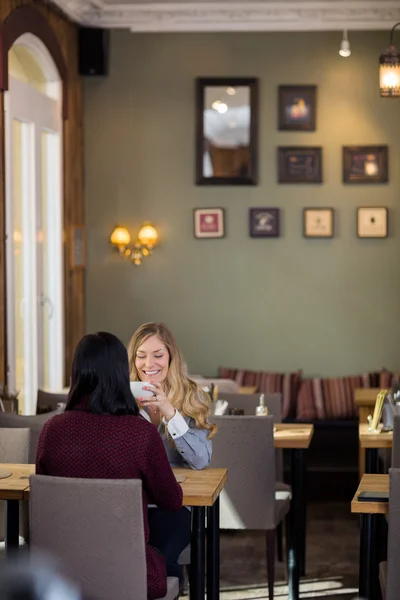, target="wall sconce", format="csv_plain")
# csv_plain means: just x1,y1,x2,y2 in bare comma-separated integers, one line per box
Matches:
110,222,159,266
380,22,400,97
